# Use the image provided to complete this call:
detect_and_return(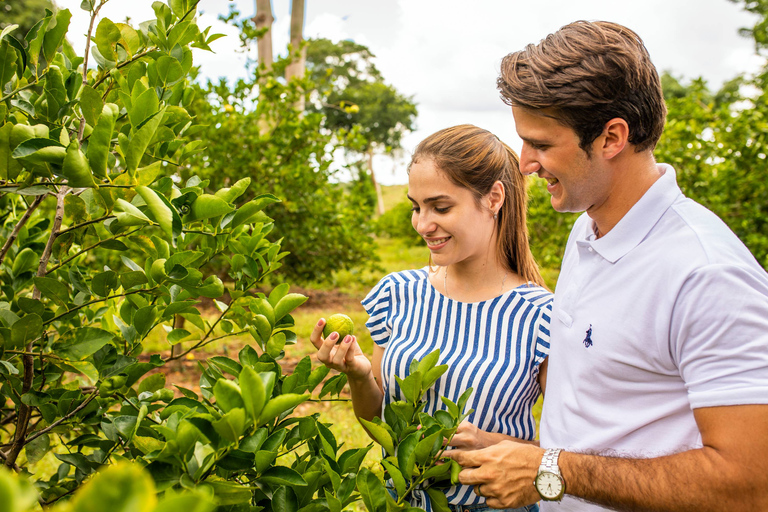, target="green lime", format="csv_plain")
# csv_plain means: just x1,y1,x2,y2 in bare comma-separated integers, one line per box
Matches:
323,314,355,343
